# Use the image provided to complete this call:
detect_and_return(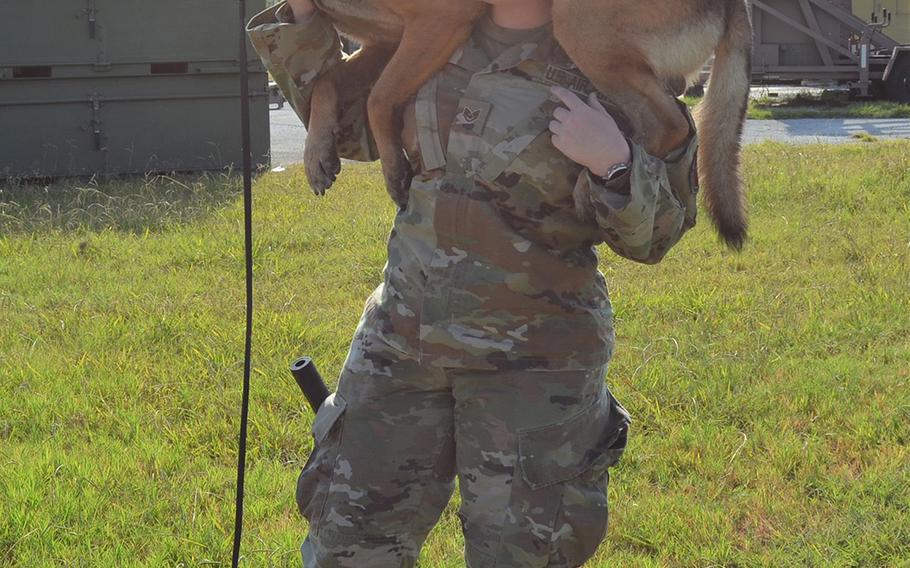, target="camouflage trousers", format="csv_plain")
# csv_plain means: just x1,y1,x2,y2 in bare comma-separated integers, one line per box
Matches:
297,322,631,567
